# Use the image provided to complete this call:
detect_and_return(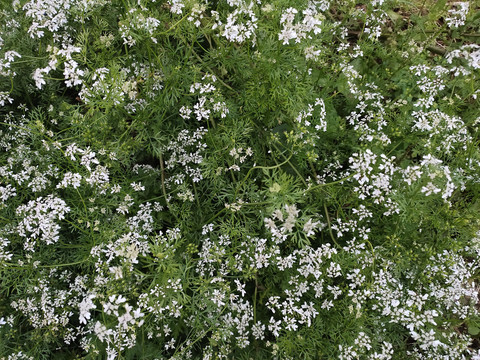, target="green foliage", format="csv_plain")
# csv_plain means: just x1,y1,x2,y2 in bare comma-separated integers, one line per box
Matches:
0,0,479,359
